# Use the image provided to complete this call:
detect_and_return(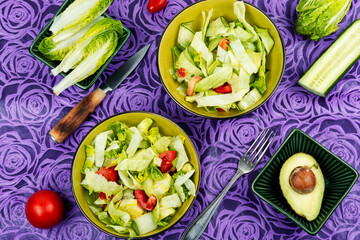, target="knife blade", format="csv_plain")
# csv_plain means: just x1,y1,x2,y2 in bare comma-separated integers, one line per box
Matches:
49,44,151,143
